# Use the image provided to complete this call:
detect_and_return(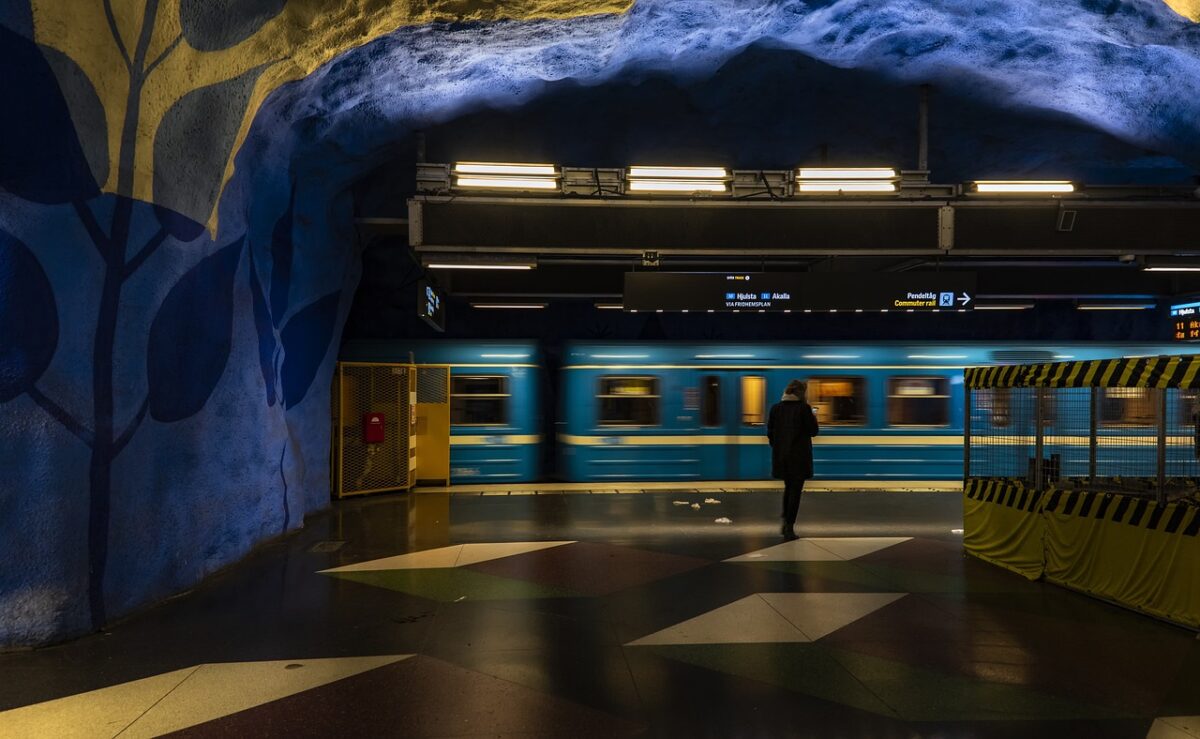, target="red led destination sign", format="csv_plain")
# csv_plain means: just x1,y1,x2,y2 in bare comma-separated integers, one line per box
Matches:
622,272,975,312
